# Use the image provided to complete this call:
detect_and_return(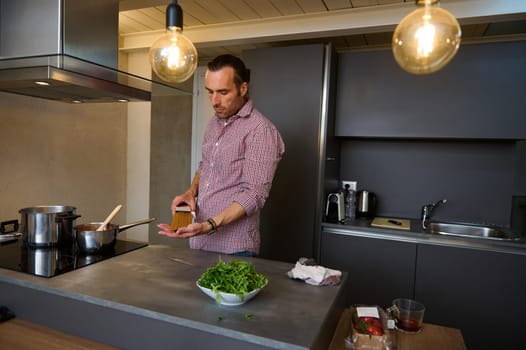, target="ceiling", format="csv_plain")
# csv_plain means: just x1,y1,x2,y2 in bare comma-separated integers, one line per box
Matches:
118,0,526,63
